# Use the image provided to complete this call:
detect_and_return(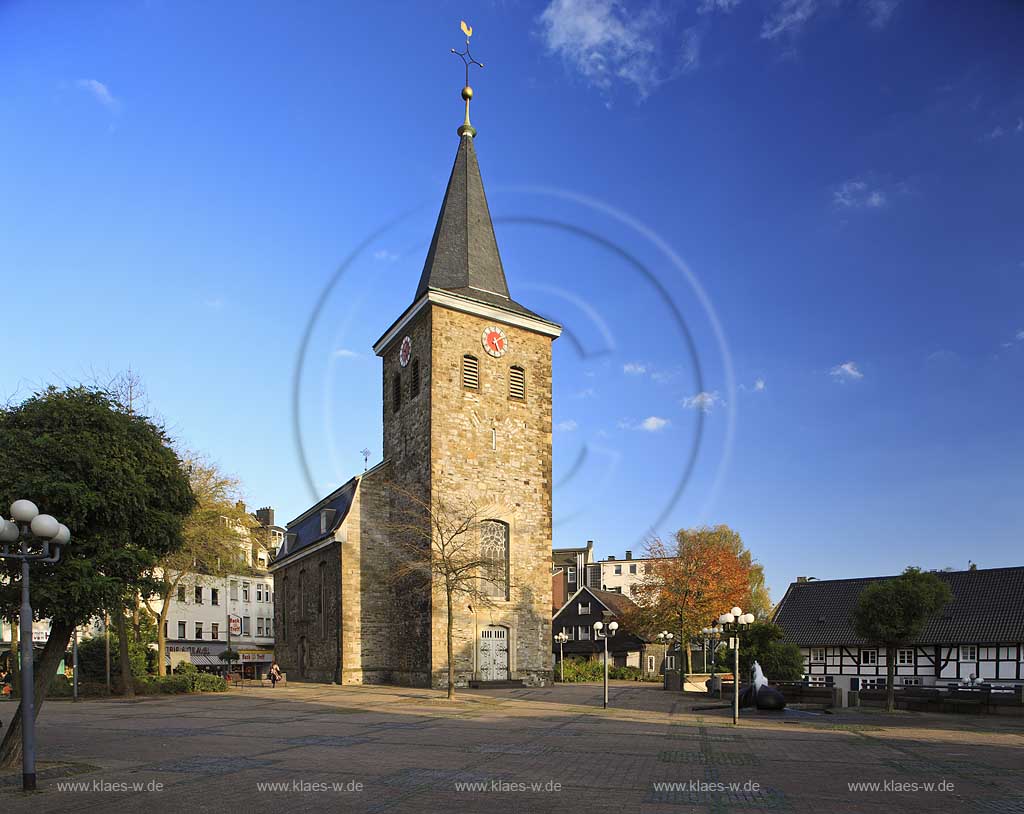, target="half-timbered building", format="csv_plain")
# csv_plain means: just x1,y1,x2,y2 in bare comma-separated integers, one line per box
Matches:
772,566,1024,690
